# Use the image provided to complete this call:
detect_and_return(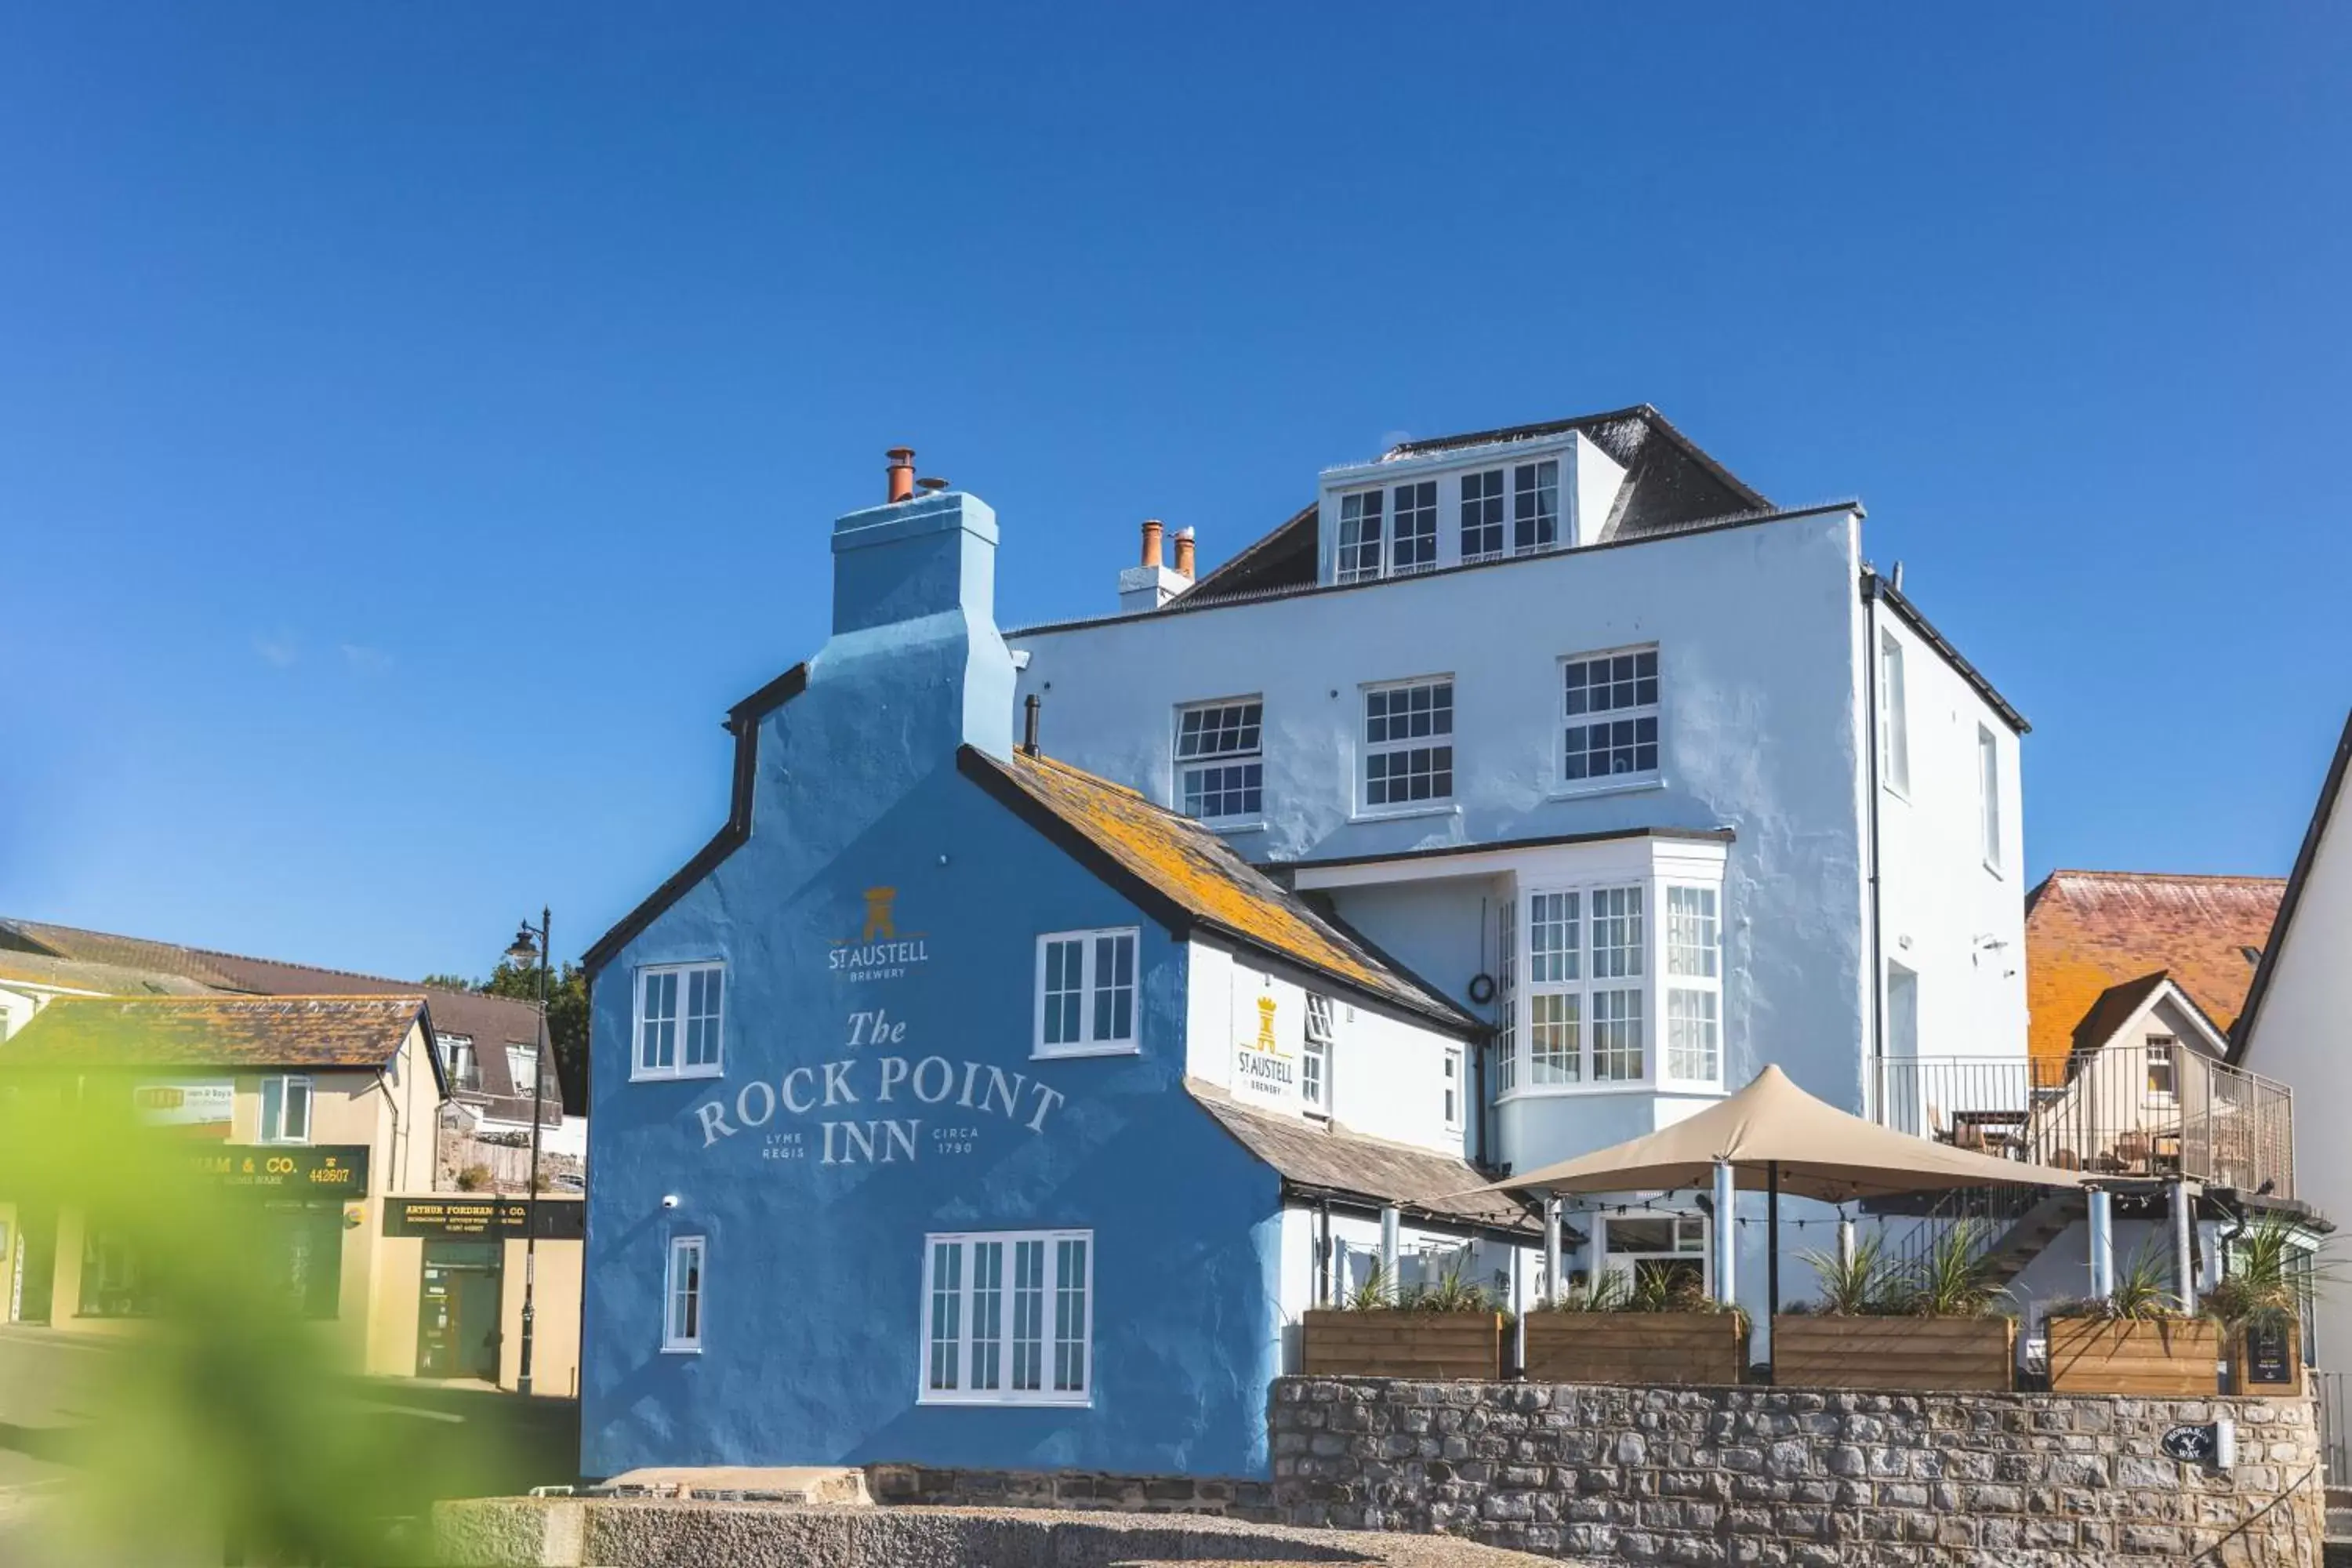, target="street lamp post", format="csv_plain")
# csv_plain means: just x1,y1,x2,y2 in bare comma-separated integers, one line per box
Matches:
504,908,552,1398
